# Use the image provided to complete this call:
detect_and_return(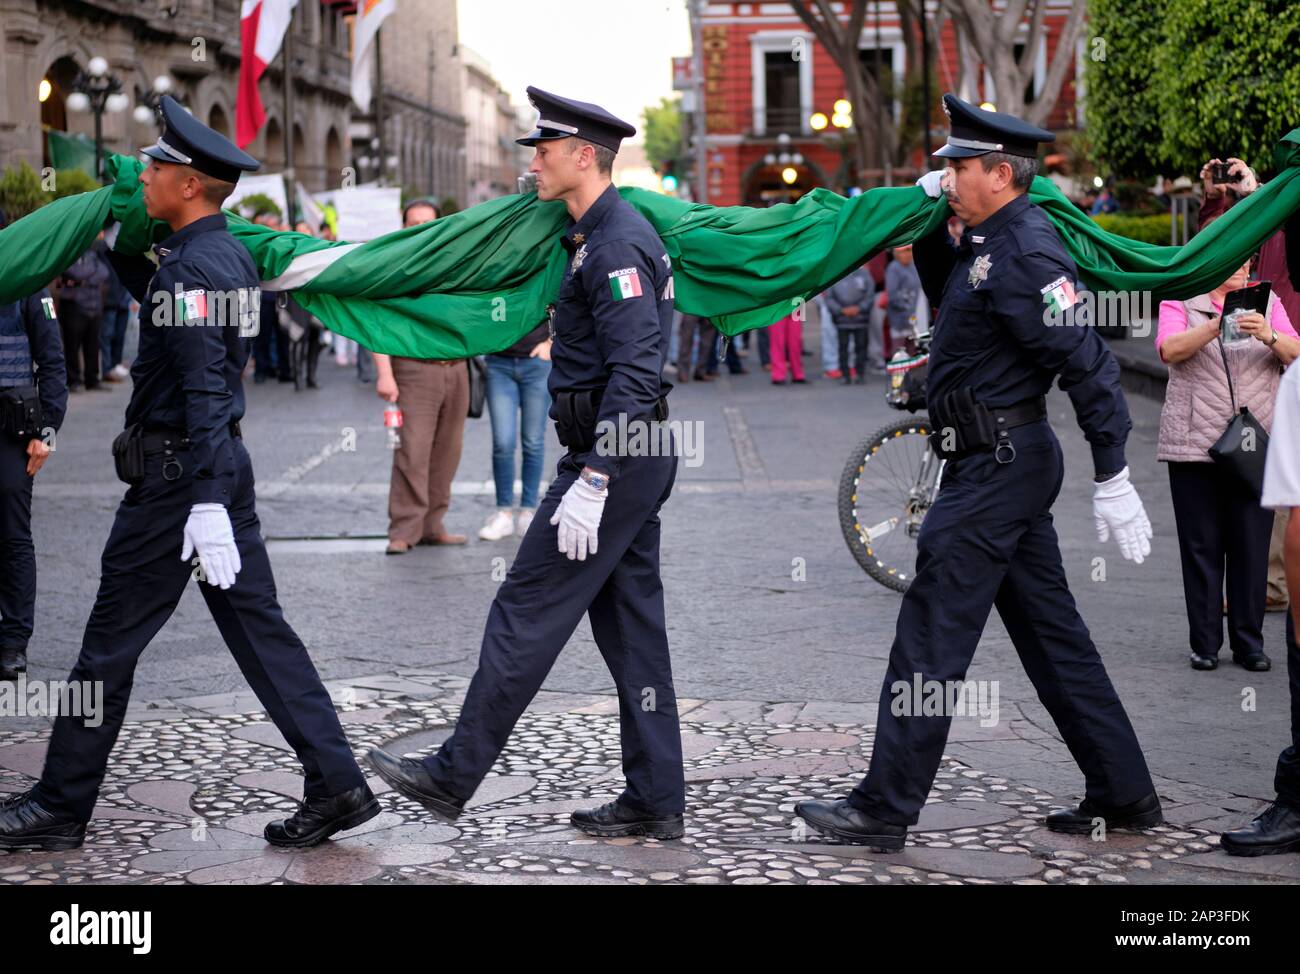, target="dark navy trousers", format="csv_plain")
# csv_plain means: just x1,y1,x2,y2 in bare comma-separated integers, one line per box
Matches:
0,435,35,655
850,419,1155,825
426,450,686,816
1276,612,1300,809
31,439,365,822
